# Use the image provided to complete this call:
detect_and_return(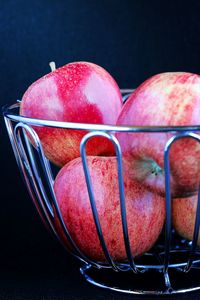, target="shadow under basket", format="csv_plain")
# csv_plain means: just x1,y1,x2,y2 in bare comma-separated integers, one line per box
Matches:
2,90,200,295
